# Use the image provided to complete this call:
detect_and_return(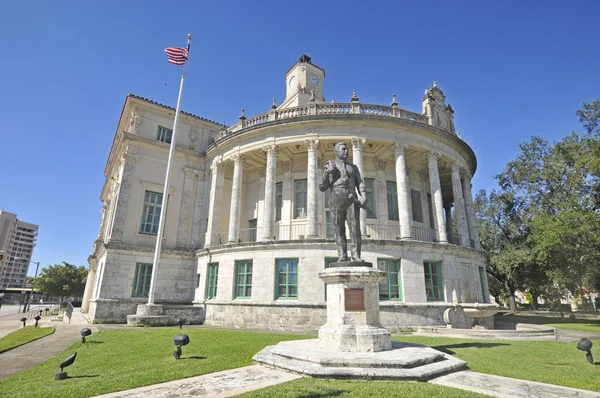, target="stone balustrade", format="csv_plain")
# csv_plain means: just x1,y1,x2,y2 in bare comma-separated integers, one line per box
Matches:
225,102,431,136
